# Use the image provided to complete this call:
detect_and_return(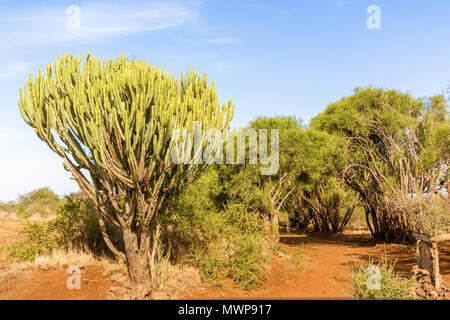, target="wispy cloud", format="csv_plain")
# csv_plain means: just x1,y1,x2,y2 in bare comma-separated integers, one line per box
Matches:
0,1,201,50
